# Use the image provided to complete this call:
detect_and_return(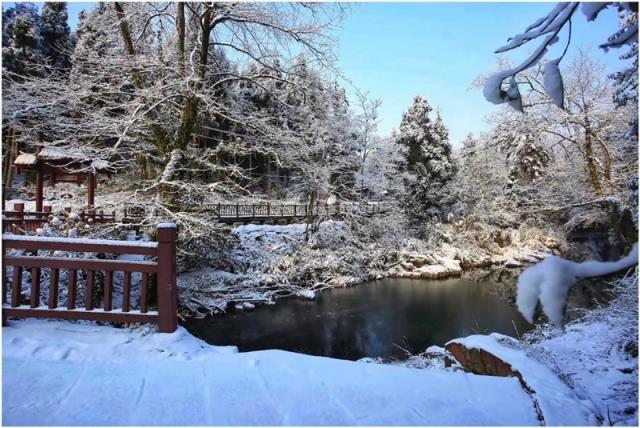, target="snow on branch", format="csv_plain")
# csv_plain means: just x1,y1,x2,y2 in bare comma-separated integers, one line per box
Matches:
484,2,637,112
516,243,638,327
